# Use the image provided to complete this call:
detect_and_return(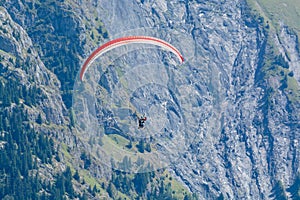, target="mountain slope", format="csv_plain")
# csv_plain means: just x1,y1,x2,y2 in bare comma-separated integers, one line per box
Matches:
0,0,299,199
